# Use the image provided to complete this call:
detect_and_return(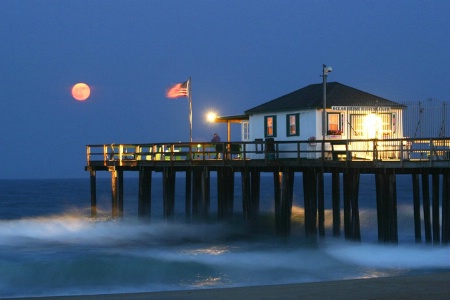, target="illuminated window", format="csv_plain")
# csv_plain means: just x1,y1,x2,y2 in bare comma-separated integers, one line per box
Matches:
350,113,393,139
286,114,299,136
380,113,393,136
350,114,365,138
264,115,277,137
327,113,341,135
